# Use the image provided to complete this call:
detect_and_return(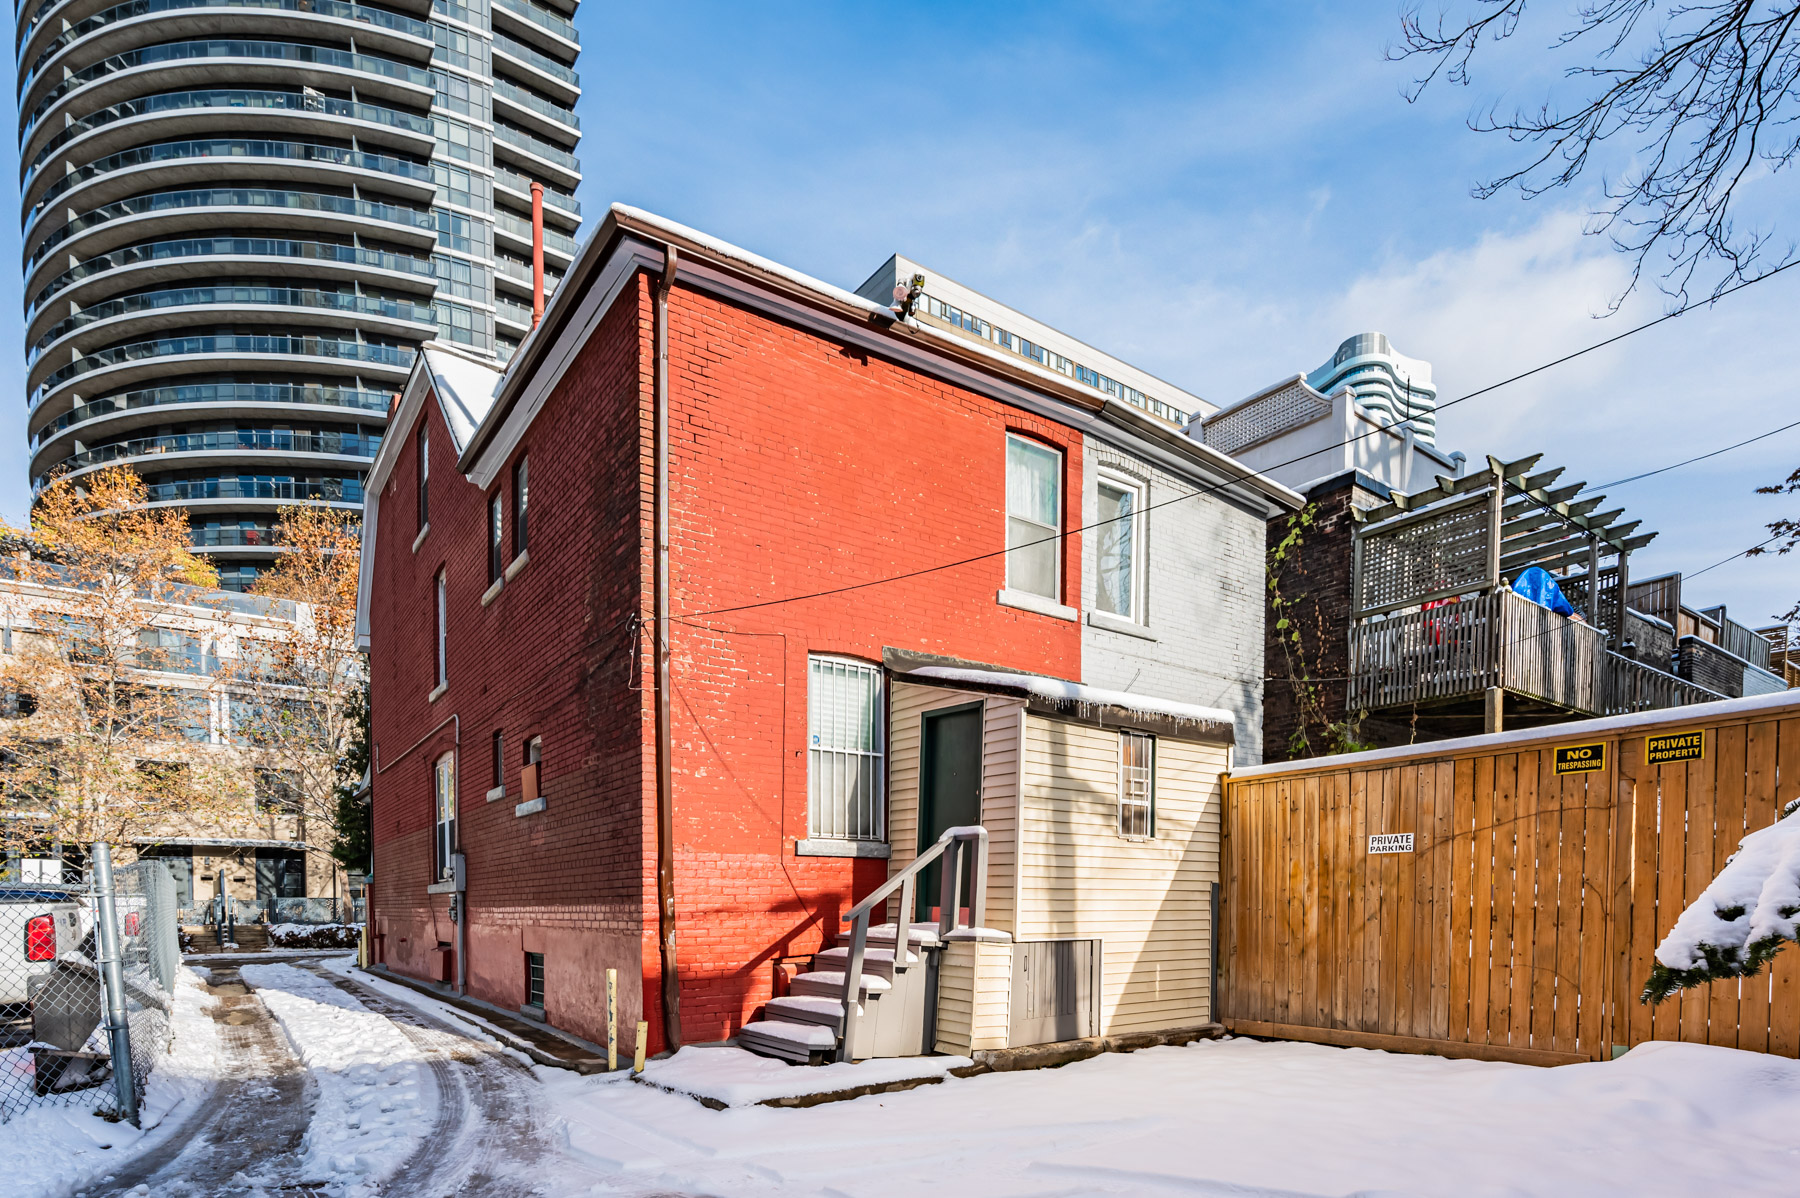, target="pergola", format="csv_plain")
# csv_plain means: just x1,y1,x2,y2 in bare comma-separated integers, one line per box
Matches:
1352,453,1657,635
1346,454,1666,734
